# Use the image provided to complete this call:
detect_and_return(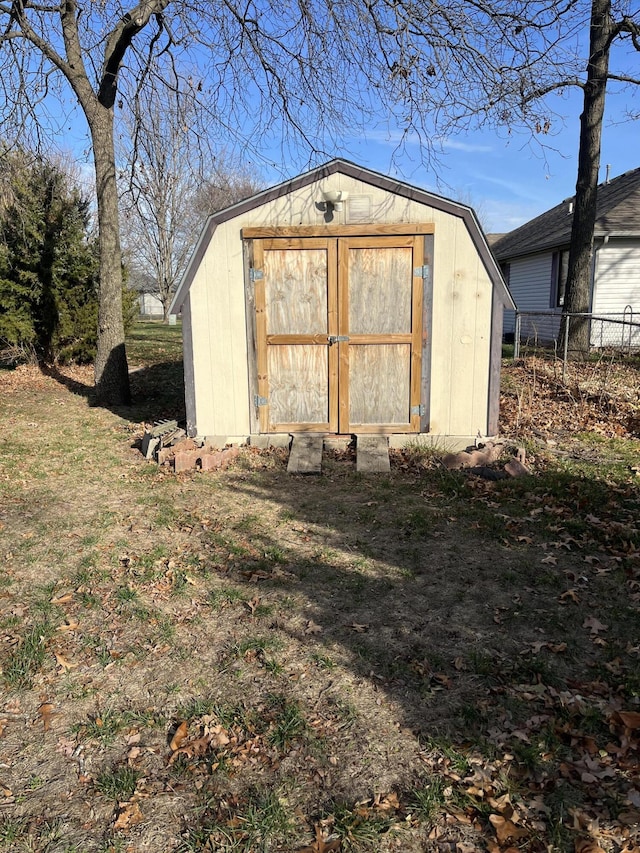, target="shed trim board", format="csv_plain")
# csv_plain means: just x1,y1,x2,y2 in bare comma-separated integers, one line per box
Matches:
172,159,514,443
242,224,435,238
